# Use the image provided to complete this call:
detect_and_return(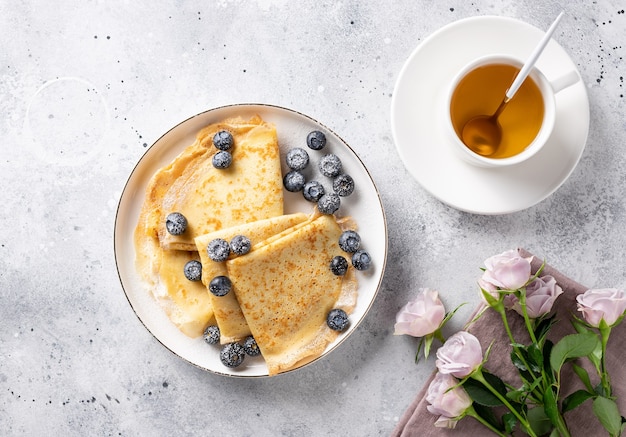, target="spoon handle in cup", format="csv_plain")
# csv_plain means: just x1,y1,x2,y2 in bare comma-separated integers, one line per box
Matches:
505,11,565,100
